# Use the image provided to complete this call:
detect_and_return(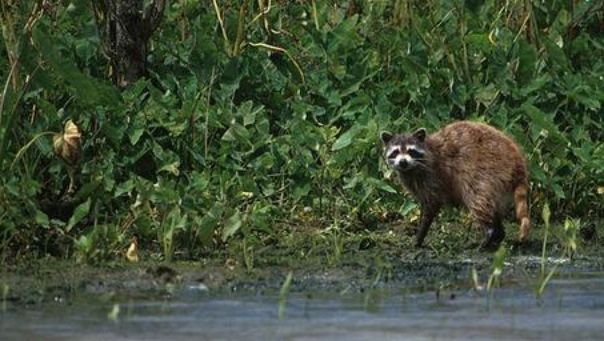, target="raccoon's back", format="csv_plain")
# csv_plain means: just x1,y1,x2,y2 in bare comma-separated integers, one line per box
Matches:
427,121,528,203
